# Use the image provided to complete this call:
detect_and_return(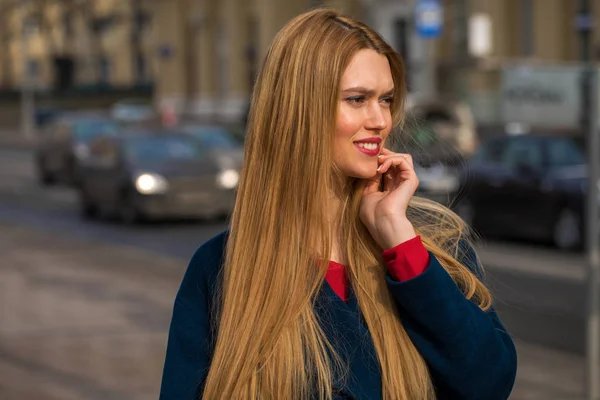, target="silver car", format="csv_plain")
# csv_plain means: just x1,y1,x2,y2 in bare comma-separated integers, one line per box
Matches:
35,112,120,185
77,130,242,223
